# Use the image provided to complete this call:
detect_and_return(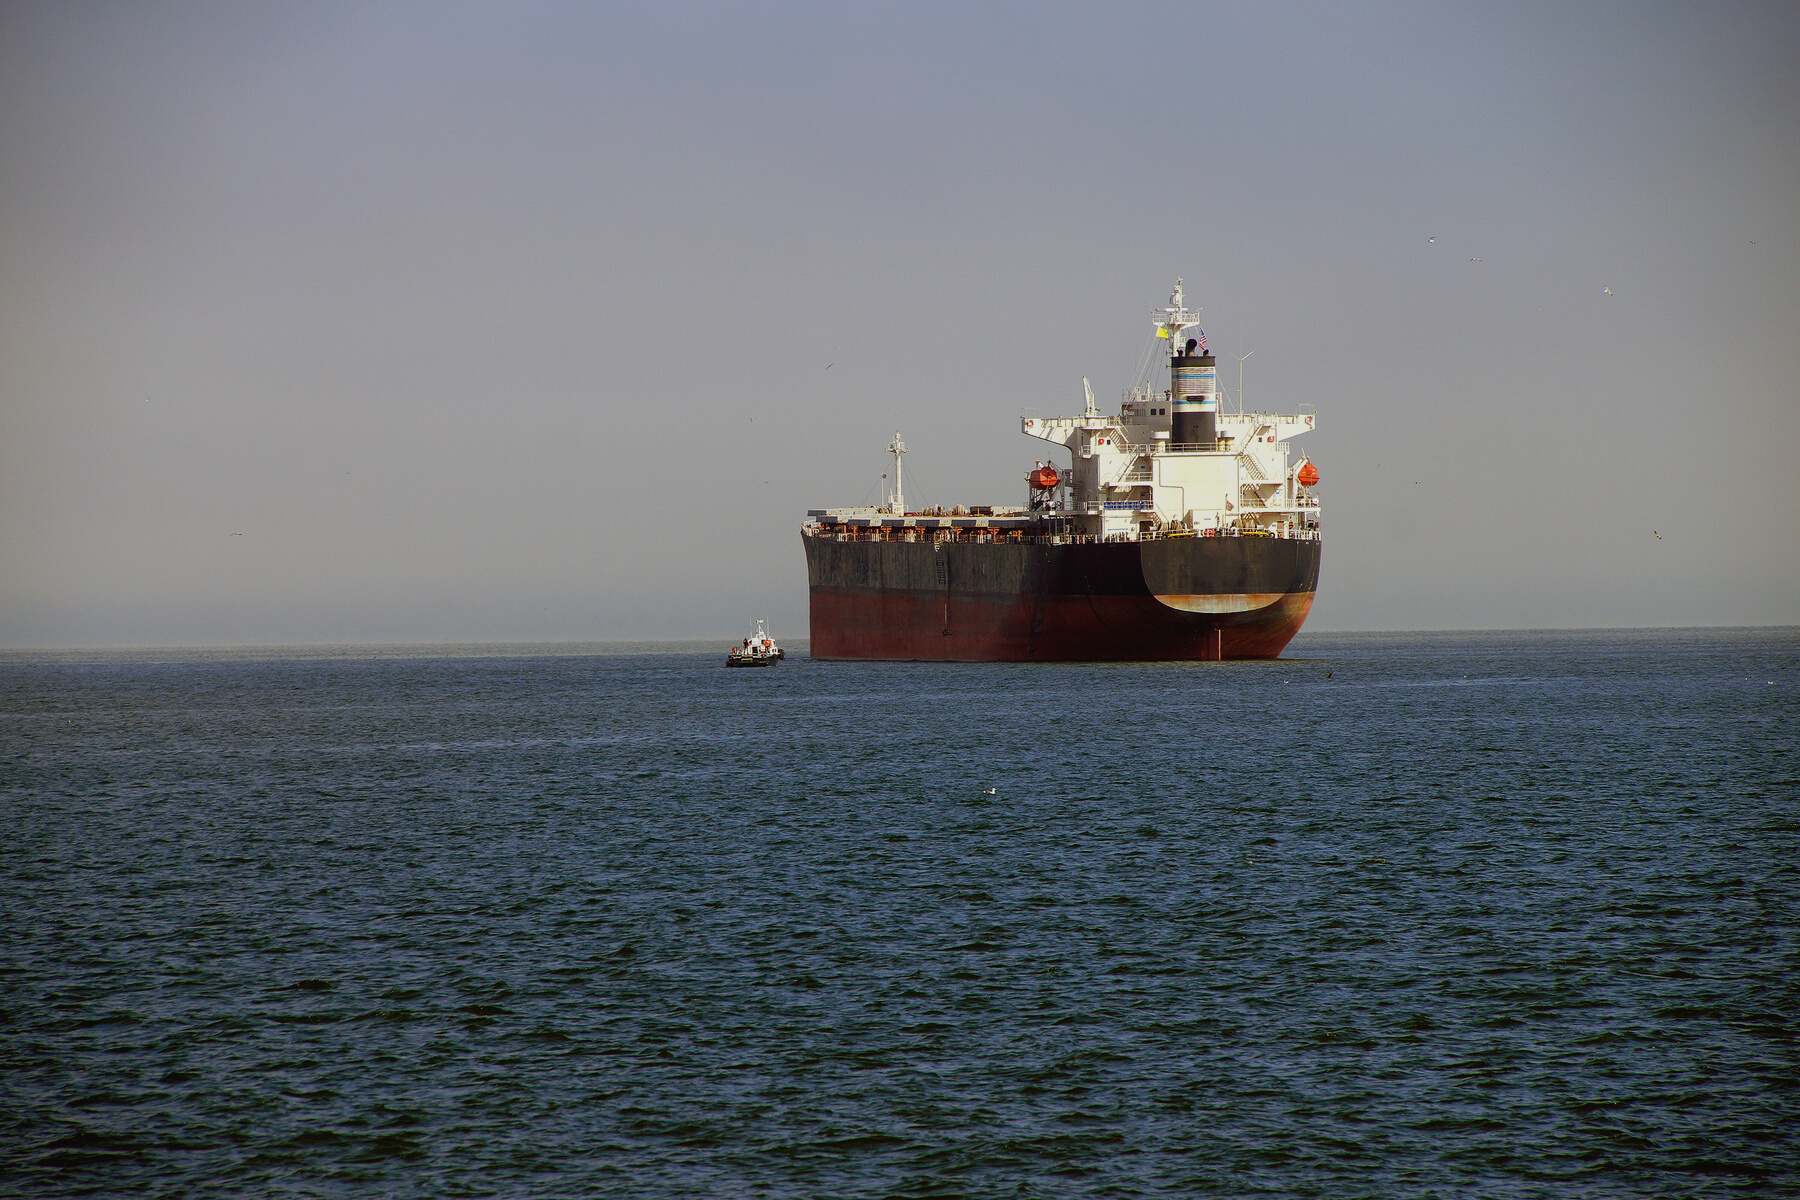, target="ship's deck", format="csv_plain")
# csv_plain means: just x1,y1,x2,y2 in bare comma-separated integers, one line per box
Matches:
807,510,1037,531
803,517,1318,545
